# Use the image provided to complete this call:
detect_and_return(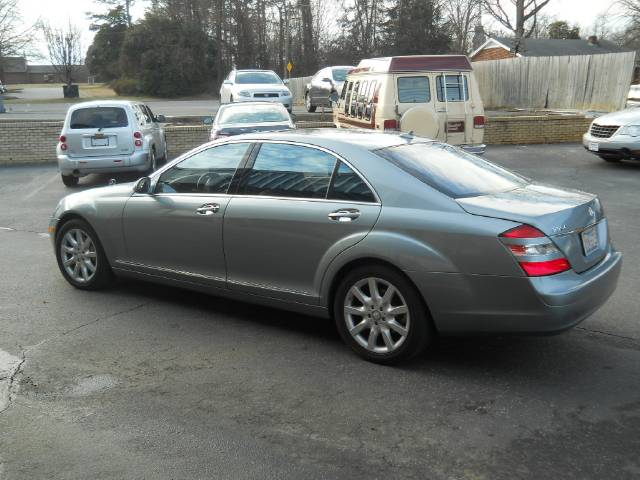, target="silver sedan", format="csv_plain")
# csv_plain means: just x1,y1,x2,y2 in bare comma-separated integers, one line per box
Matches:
49,130,622,363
